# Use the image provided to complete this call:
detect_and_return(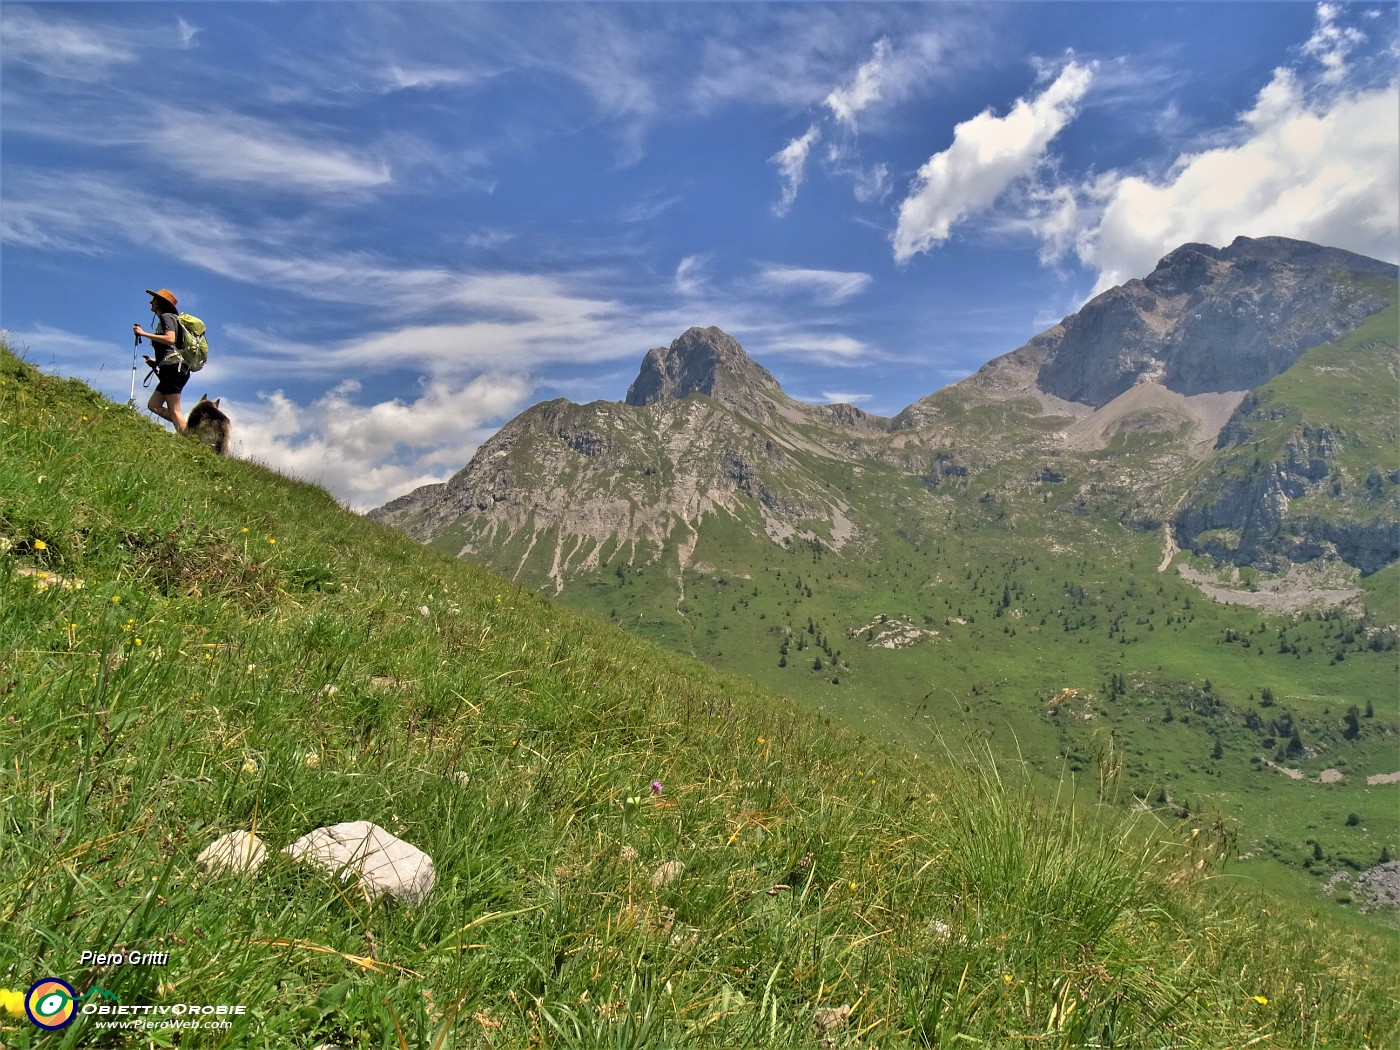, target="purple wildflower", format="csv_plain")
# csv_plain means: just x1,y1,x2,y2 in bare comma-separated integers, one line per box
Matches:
650,780,664,796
